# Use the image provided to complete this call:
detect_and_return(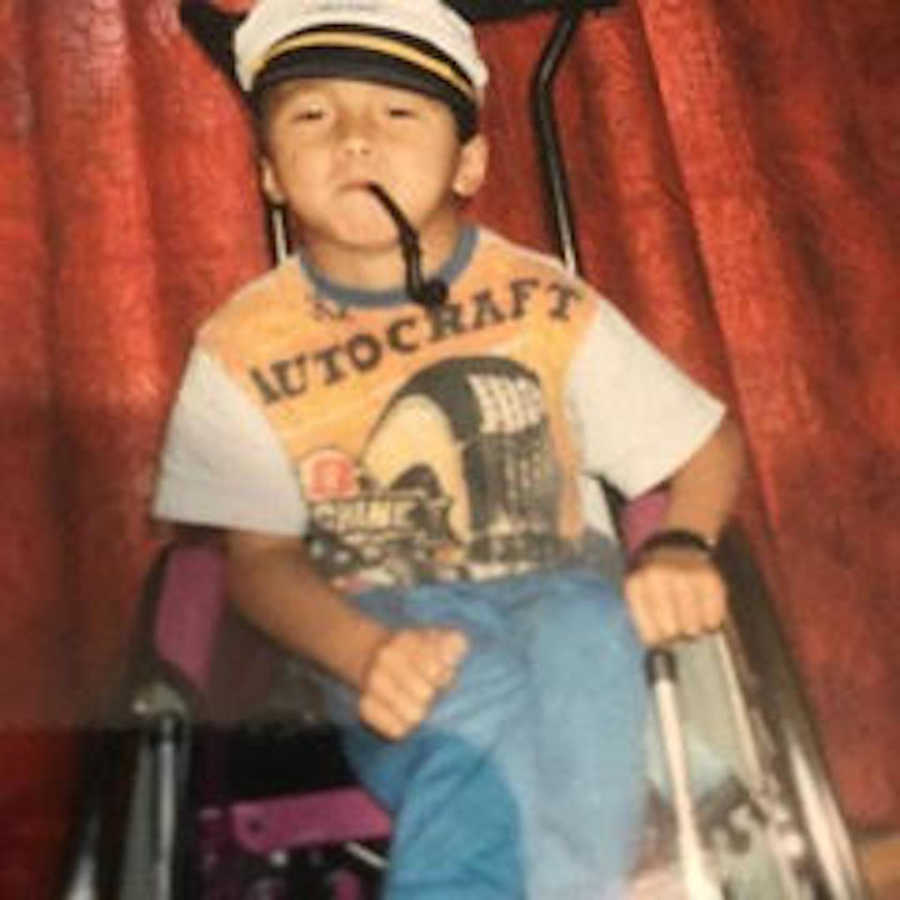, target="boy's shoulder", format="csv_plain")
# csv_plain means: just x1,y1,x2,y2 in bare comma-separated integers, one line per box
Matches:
475,225,580,282
196,256,312,343
470,225,609,314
